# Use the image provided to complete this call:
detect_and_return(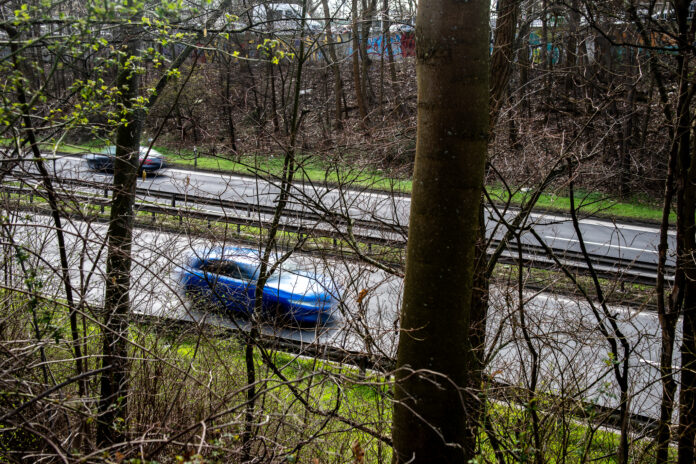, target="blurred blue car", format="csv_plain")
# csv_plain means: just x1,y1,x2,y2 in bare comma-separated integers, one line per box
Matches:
84,145,167,173
180,247,339,324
